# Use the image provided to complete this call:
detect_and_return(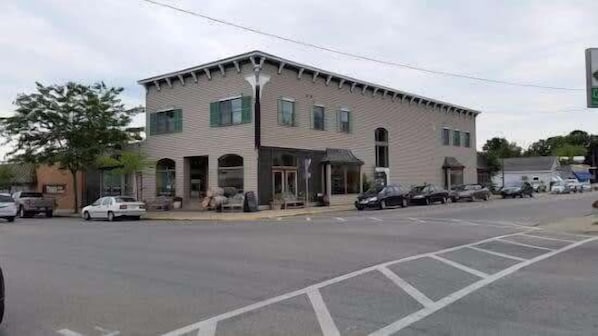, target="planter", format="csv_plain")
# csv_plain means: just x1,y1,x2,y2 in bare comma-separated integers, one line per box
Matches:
270,202,283,210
